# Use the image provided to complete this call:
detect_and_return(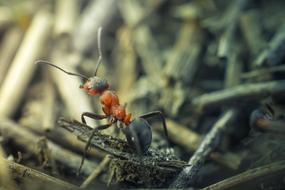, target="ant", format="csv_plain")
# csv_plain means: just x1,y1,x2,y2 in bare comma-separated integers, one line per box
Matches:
36,27,169,172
